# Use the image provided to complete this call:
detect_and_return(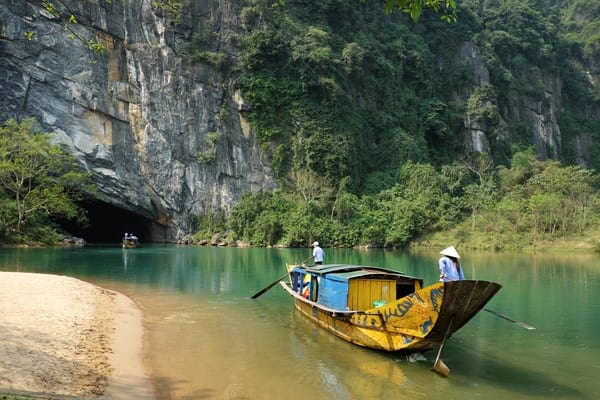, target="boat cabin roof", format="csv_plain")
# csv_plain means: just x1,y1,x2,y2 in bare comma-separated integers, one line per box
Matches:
297,264,419,281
